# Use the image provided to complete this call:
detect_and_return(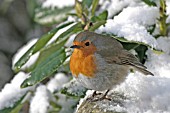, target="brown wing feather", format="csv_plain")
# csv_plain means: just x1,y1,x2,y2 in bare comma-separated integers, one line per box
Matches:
98,49,154,76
